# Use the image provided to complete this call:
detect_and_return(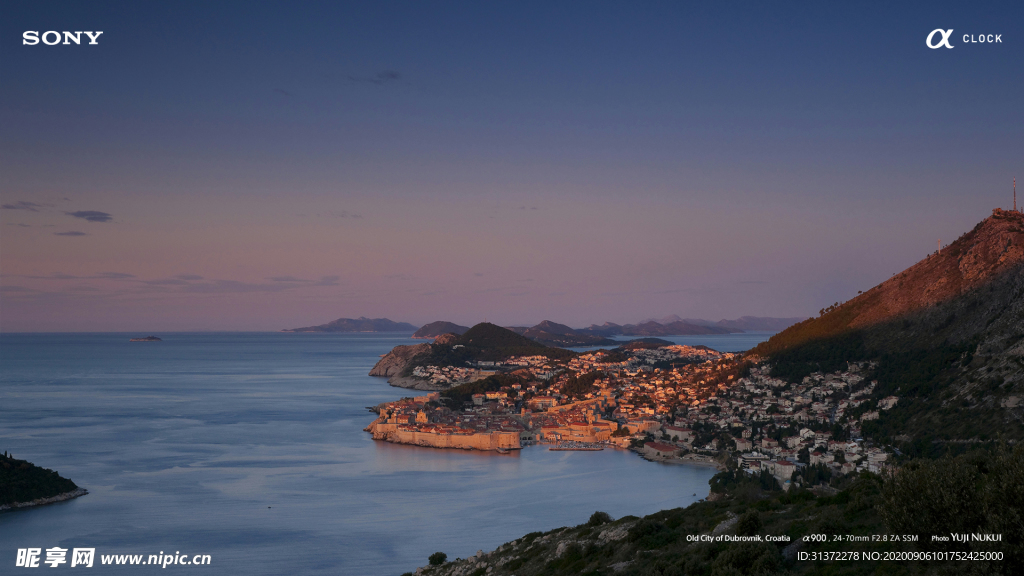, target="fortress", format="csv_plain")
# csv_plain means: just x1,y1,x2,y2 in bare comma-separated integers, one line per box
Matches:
365,419,521,451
